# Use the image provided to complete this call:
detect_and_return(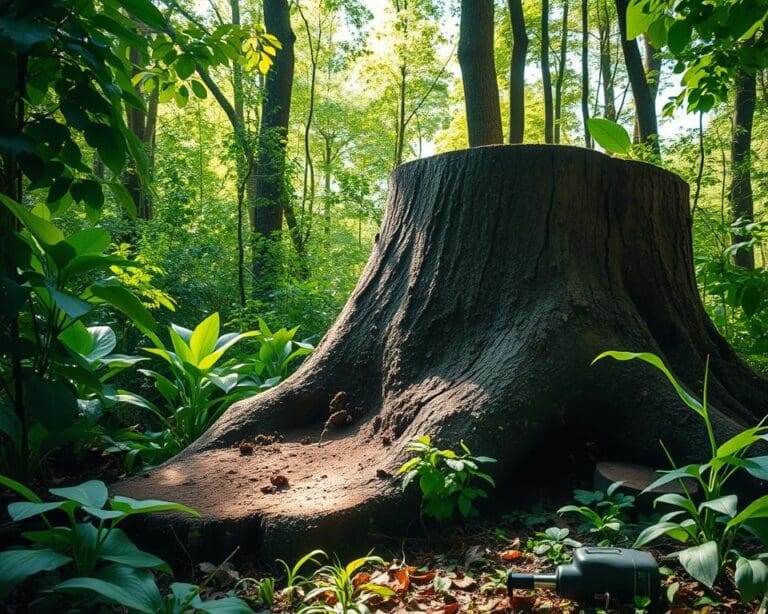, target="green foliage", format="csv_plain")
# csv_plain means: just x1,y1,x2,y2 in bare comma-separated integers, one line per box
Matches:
594,351,768,596
250,319,315,384
626,0,768,113
587,118,633,156
276,548,327,605
0,202,160,479
558,481,636,546
0,475,196,599
525,527,582,566
398,435,496,521
115,313,263,463
301,553,395,613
